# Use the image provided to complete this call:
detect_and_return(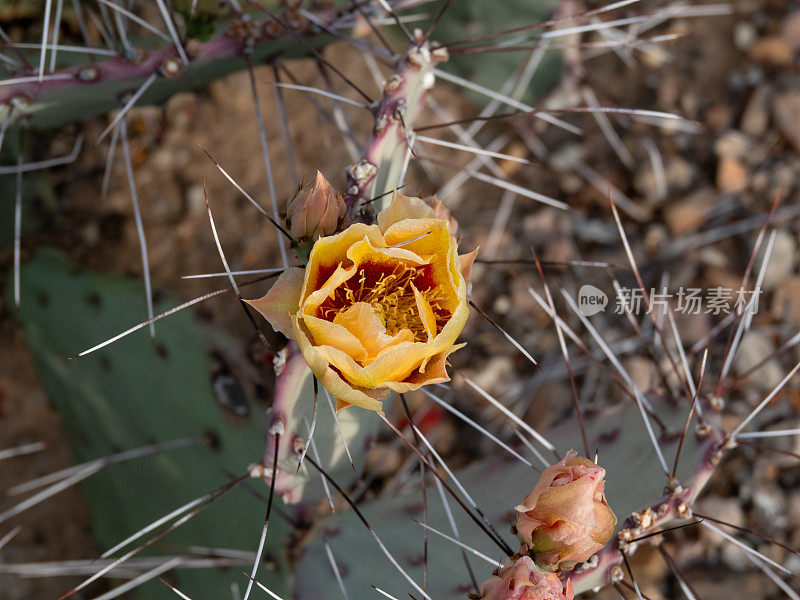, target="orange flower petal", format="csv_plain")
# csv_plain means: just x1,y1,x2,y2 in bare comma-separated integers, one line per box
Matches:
412,283,437,342
292,316,386,413
384,343,465,392
331,302,398,358
245,267,304,338
376,190,436,232
302,314,368,363
459,248,478,286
